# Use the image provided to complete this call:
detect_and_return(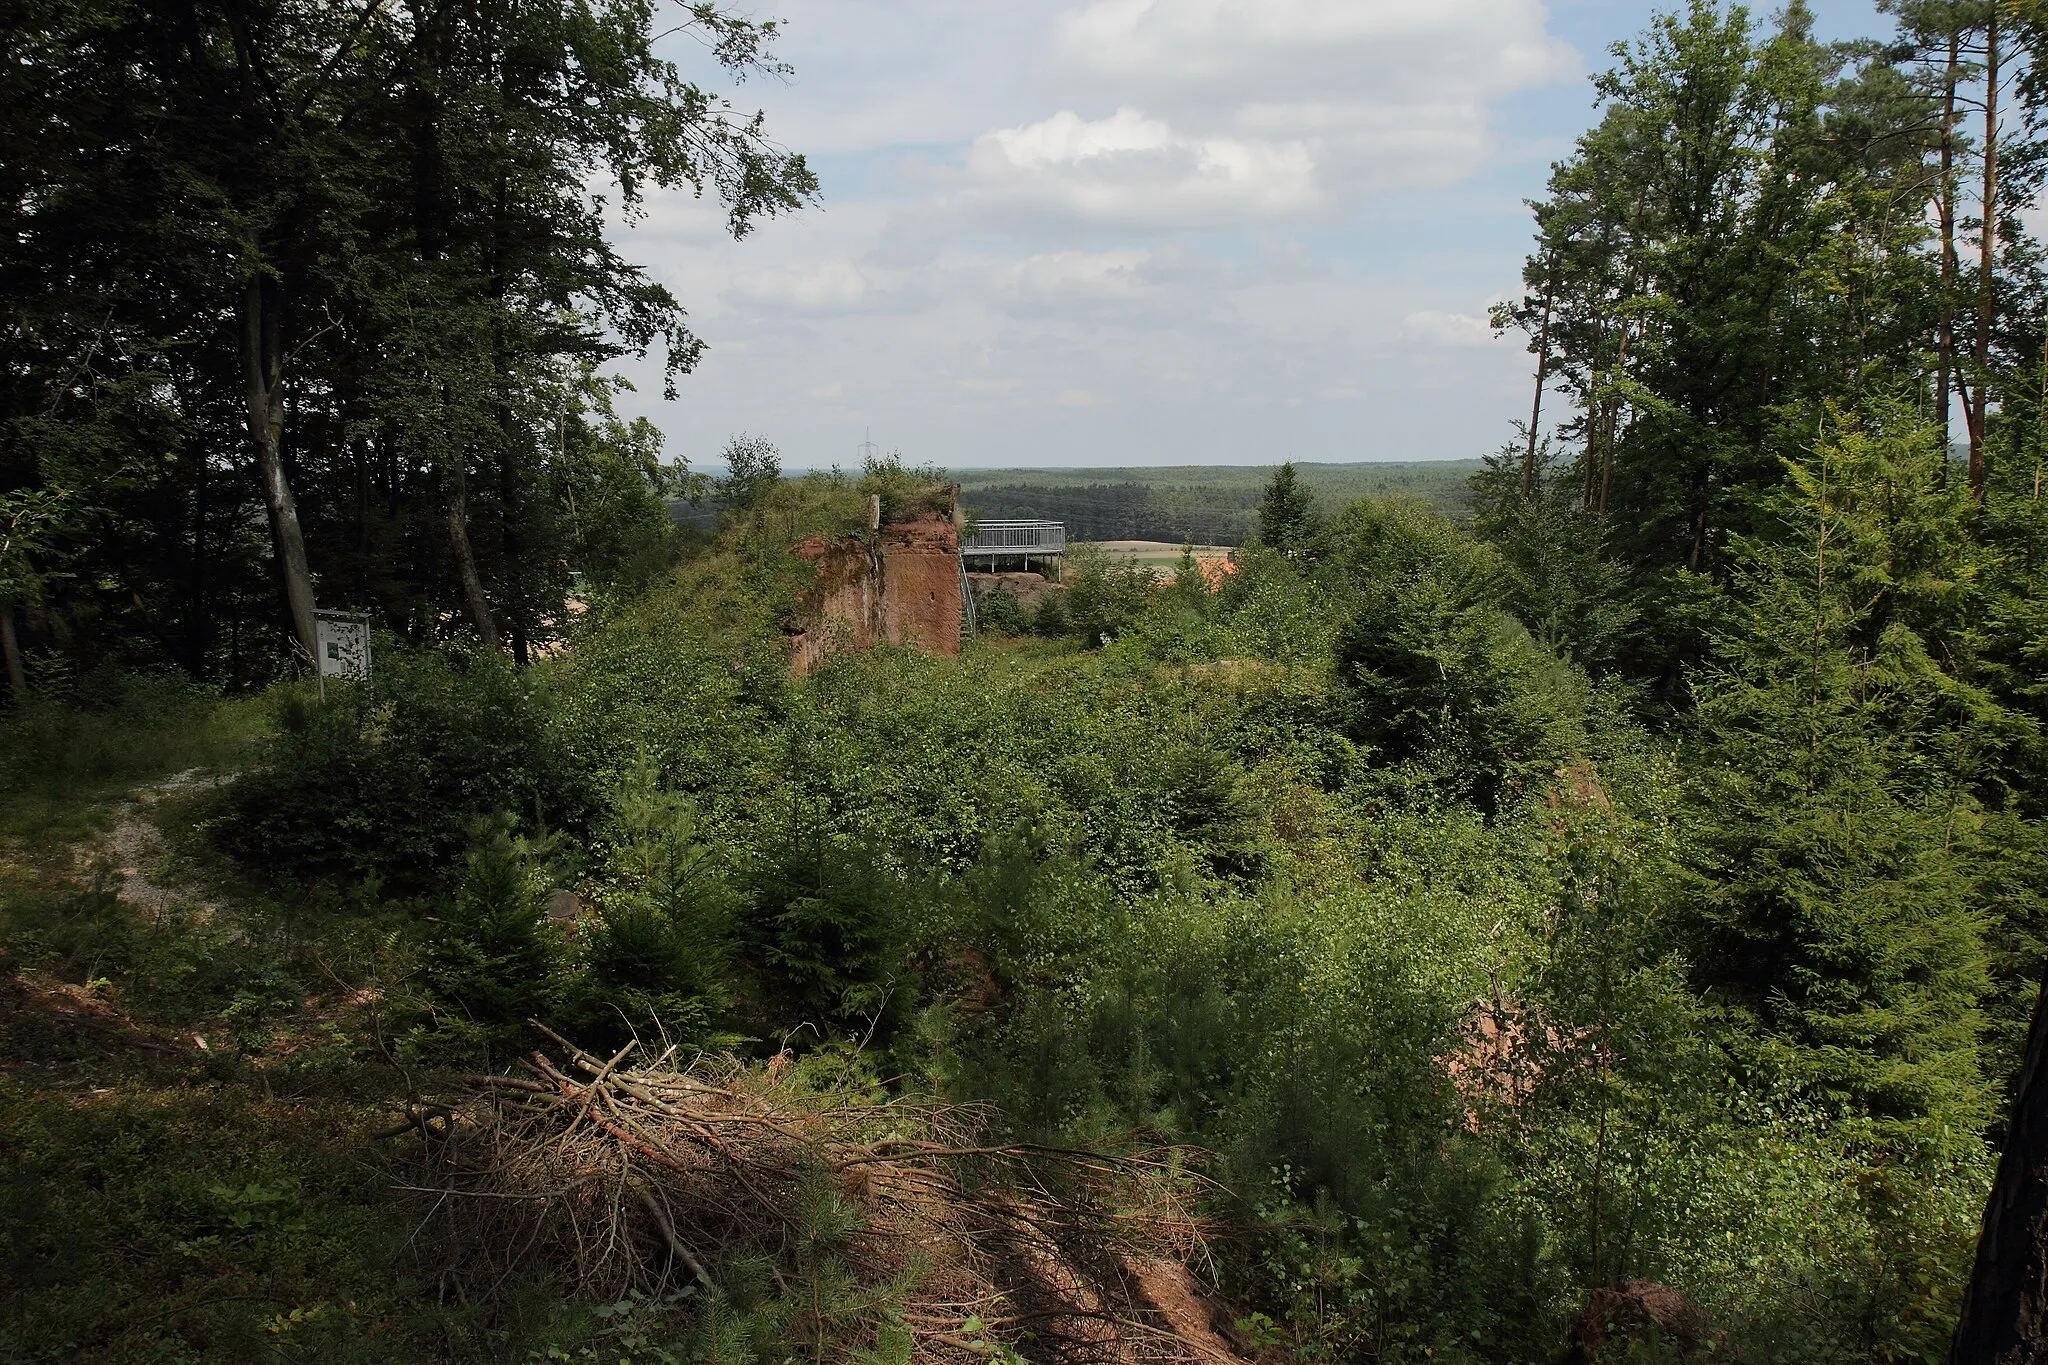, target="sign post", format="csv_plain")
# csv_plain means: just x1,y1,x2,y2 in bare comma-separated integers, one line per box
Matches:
313,610,372,702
